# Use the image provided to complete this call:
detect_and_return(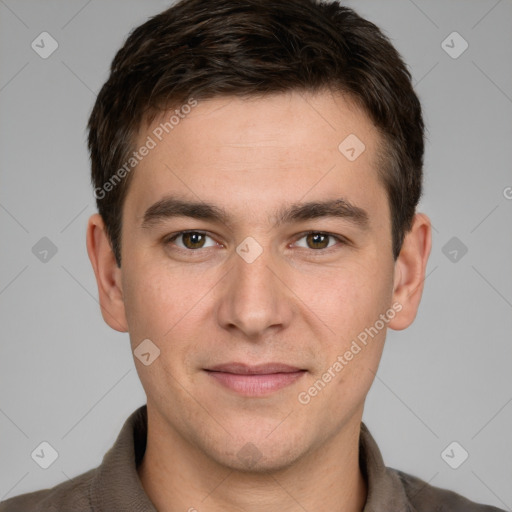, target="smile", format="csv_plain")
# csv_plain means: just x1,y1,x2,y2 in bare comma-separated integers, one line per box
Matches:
204,363,307,396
